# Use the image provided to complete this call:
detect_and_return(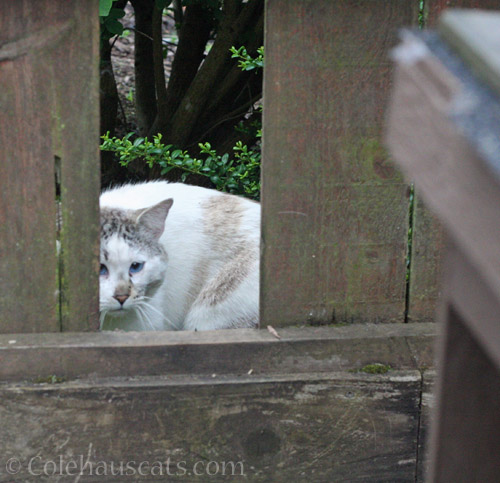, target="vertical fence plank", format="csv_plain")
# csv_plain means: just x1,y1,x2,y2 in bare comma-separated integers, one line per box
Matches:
261,0,418,326
0,3,60,332
407,196,445,323
54,1,100,331
407,0,500,323
0,1,99,333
